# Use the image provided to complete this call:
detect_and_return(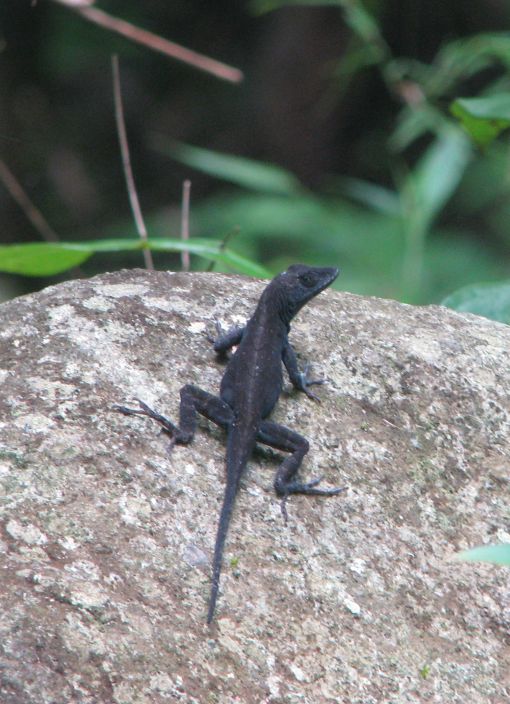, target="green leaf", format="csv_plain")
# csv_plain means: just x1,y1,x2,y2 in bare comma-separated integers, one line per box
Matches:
0,239,270,279
0,244,92,276
441,279,510,324
390,103,449,152
189,192,404,267
146,238,270,277
340,2,384,49
454,543,510,566
450,94,510,147
423,232,505,303
151,137,303,196
183,191,413,298
449,145,510,215
408,128,472,230
426,34,510,98
419,664,431,679
332,176,401,216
